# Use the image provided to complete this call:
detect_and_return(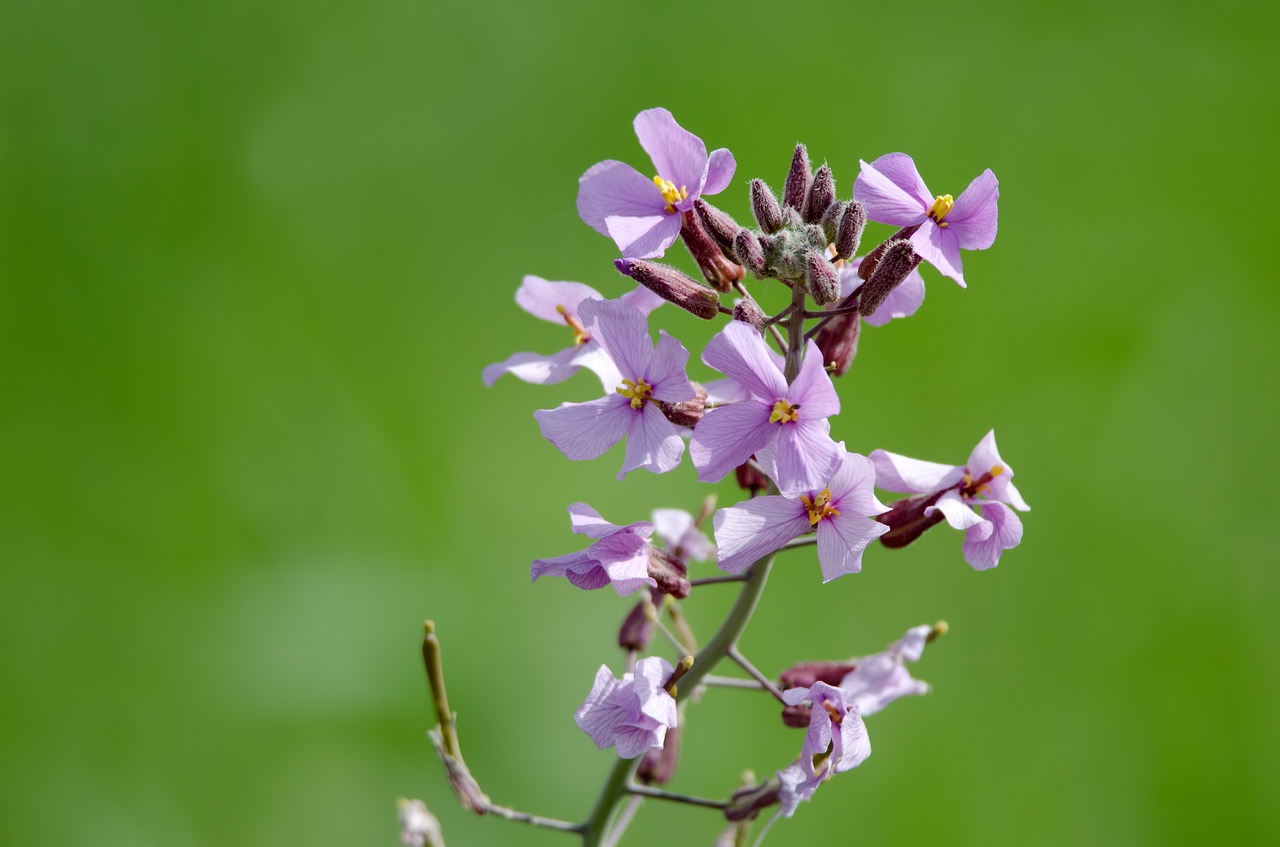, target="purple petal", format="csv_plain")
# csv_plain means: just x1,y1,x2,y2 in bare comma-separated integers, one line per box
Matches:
967,430,1029,511
912,224,966,288
702,321,788,401
701,376,751,405
962,502,1023,570
861,267,925,327
571,341,624,393
619,285,666,315
613,724,664,760
566,565,616,591
567,502,643,539
854,156,930,226
787,340,840,418
773,421,842,495
482,346,582,388
515,275,603,323
590,531,656,594
816,512,888,582
605,212,682,259
947,169,999,250
869,449,965,494
703,148,736,196
930,490,990,535
713,494,810,574
575,666,627,748
578,298,652,384
577,160,668,235
834,708,871,773
864,153,932,207
633,108,708,201
620,404,686,479
647,330,694,402
535,395,632,461
531,548,597,583
651,508,693,550
633,657,678,726
689,400,775,484
828,452,888,516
